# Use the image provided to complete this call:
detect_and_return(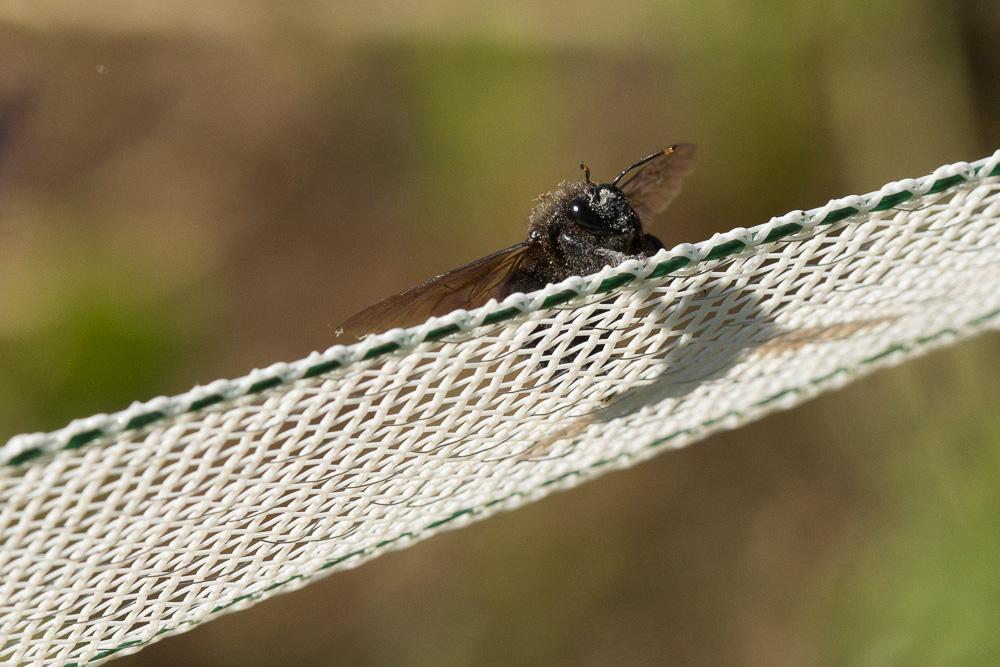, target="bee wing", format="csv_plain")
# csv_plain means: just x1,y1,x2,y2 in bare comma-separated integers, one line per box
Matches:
618,143,696,224
339,242,534,339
